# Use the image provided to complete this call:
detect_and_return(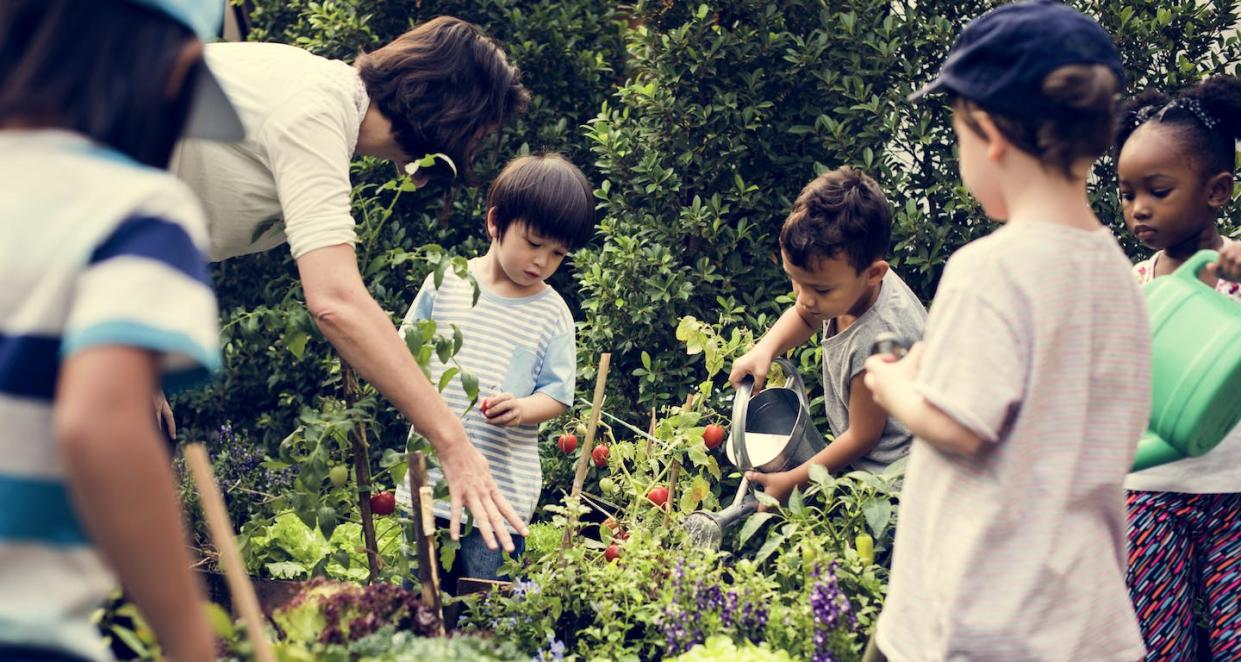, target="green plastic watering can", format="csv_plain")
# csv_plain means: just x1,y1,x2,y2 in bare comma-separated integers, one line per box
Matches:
1131,250,1241,472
